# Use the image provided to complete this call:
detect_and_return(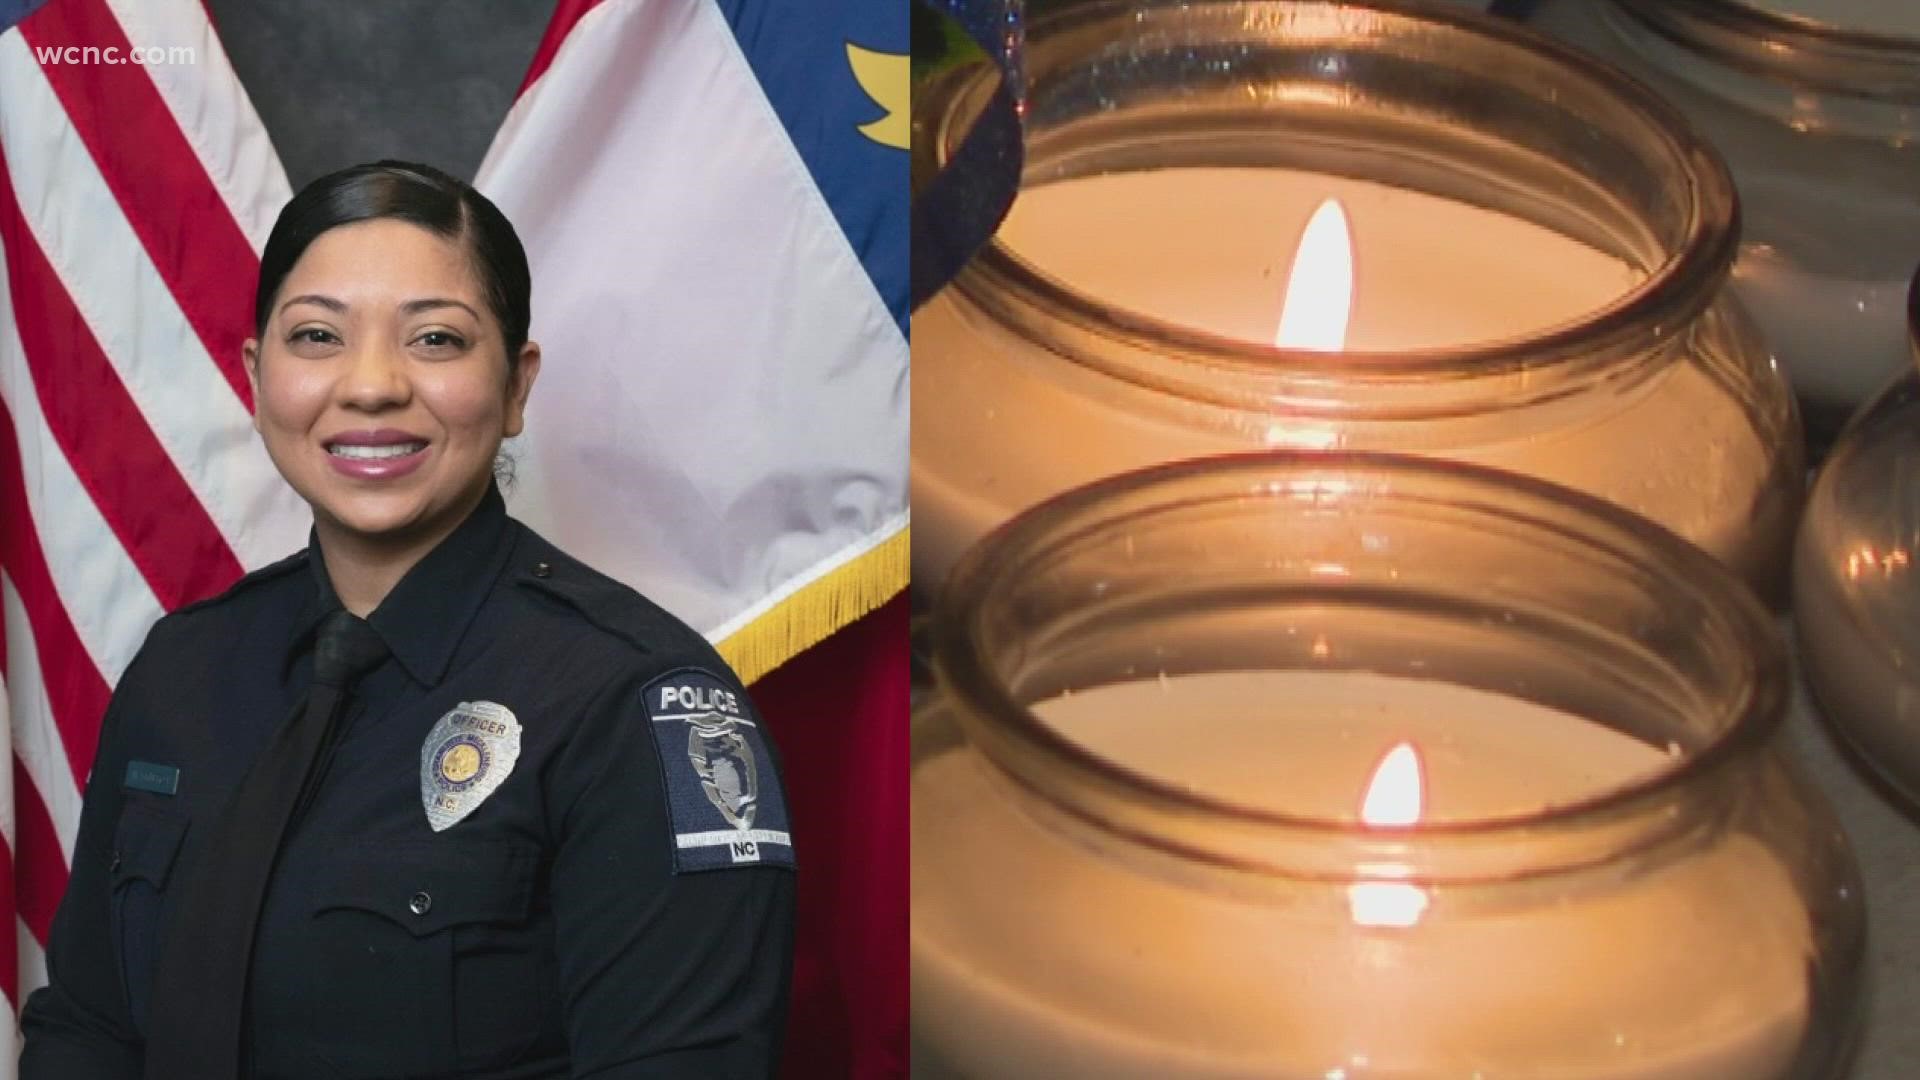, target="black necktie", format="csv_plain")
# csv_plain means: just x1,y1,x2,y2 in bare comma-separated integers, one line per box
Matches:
145,609,389,1080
